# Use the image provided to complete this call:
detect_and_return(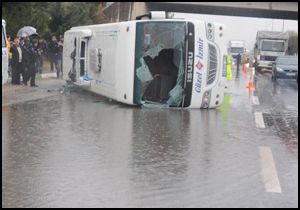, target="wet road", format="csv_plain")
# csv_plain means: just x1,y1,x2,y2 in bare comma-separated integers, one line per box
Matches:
2,68,298,207
254,71,298,147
